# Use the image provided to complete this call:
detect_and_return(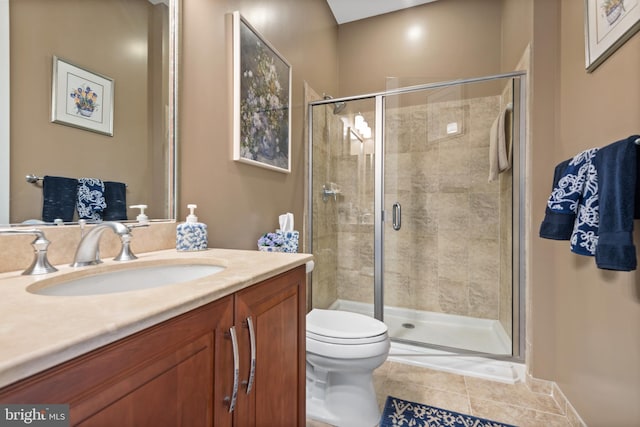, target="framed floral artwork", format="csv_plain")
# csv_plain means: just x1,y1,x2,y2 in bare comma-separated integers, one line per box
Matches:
51,56,114,136
232,11,292,173
584,0,640,72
